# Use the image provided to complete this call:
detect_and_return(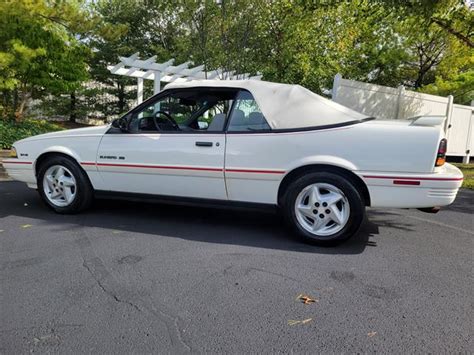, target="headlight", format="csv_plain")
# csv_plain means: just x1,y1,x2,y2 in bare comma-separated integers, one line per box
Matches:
10,147,18,158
